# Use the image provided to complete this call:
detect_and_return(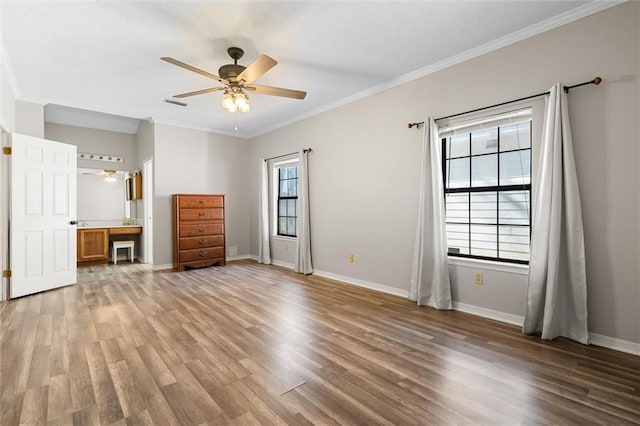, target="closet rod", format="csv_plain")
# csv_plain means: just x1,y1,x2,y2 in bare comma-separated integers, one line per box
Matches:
264,148,312,162
407,76,601,129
